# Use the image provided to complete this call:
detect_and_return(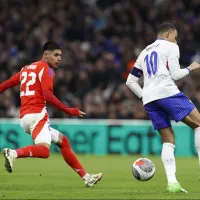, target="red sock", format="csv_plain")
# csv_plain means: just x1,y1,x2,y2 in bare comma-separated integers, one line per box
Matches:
16,145,50,158
59,137,86,178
